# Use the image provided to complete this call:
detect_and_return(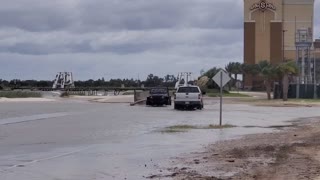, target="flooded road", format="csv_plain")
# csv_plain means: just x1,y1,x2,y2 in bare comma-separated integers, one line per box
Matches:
0,99,319,180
